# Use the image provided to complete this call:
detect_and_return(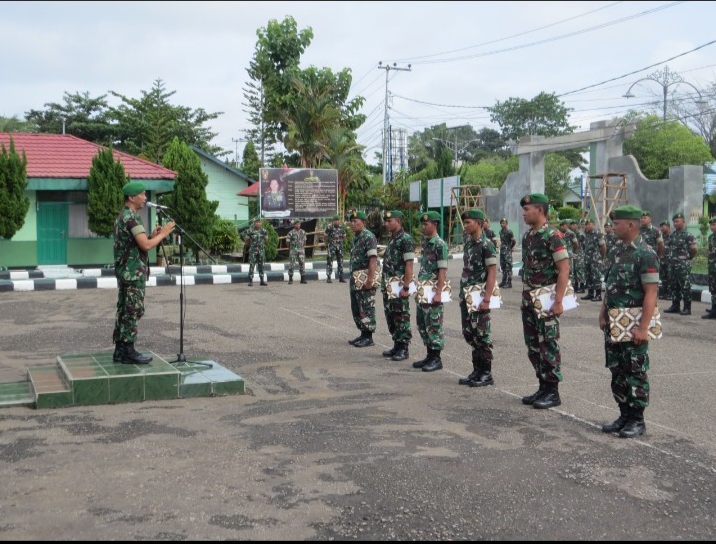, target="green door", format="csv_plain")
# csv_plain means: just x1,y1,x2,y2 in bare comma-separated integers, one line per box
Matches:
37,202,68,264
